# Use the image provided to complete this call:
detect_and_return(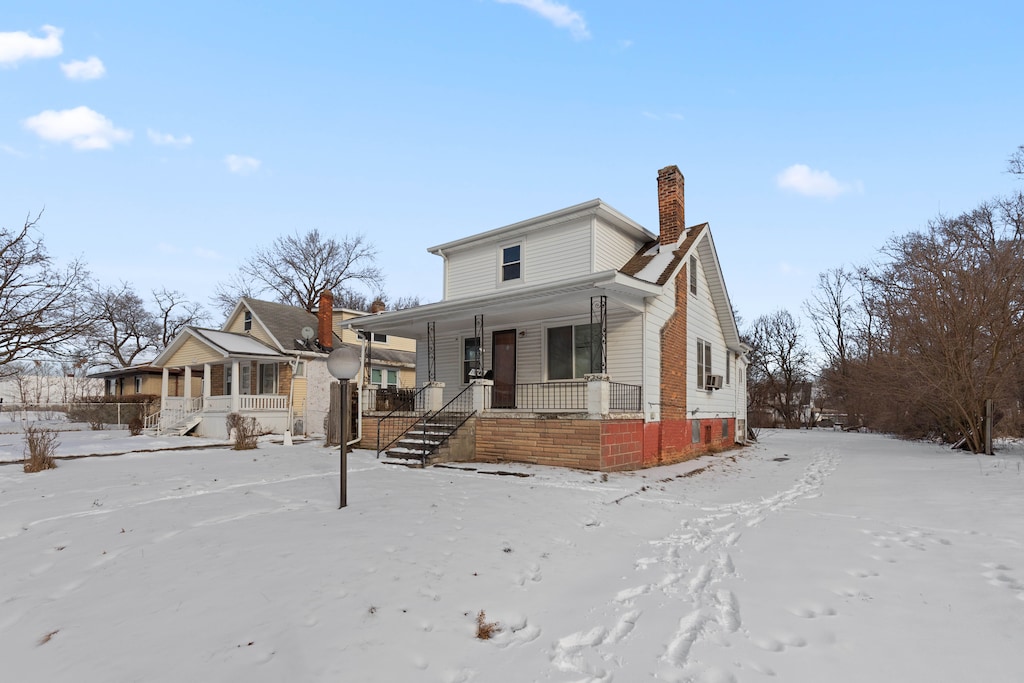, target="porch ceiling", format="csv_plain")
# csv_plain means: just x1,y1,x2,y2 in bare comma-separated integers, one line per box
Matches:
348,271,659,337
